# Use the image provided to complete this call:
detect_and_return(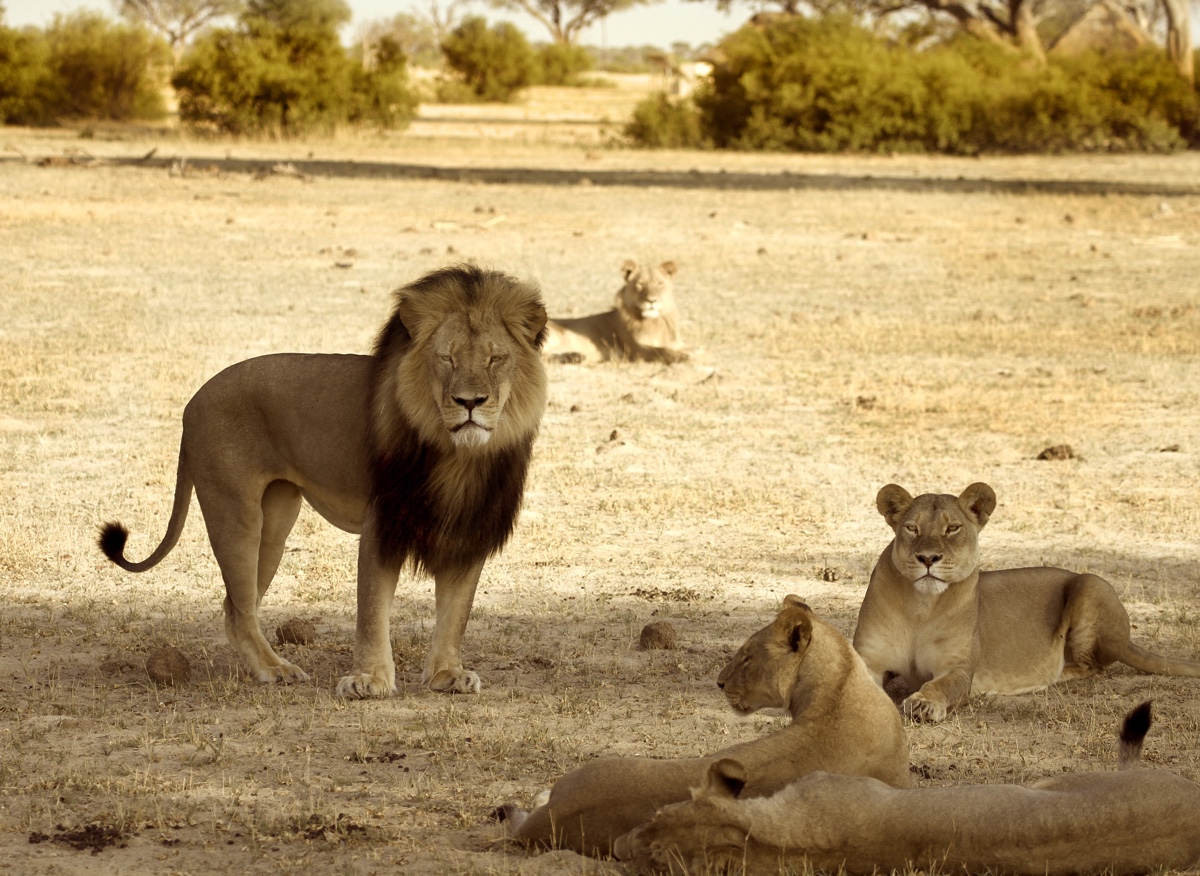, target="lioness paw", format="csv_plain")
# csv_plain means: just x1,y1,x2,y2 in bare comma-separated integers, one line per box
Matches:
902,692,948,723
334,672,396,699
255,662,310,684
426,668,482,694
